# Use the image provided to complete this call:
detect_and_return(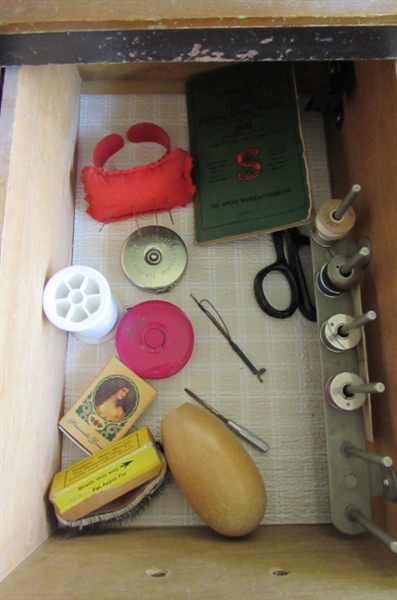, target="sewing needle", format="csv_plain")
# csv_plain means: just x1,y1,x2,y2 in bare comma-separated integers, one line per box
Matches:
184,388,269,453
